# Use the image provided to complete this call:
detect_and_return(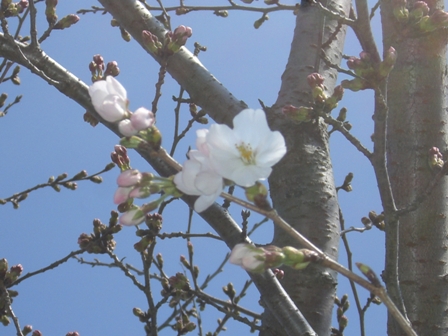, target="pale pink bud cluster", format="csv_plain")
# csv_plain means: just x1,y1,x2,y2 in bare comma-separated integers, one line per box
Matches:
88,76,155,136
166,25,193,53
230,243,317,273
